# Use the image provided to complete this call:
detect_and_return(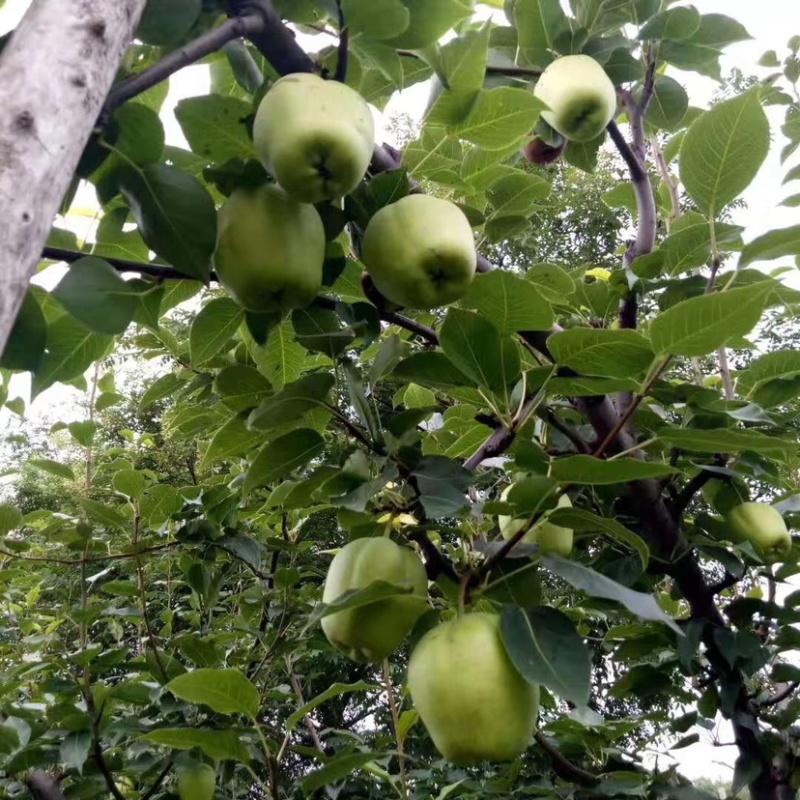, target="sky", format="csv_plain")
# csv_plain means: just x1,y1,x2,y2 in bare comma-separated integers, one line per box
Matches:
2,0,800,786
